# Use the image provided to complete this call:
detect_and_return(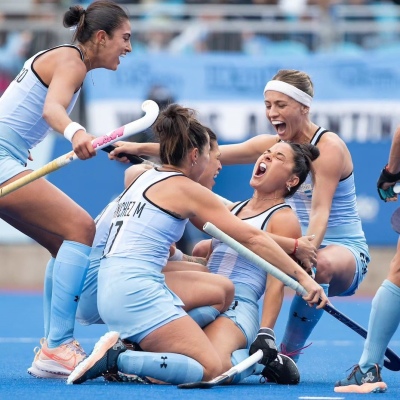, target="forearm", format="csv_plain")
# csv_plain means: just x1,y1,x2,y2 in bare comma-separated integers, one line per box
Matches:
260,283,285,329
306,210,329,248
268,233,297,255
387,126,400,173
251,234,310,282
